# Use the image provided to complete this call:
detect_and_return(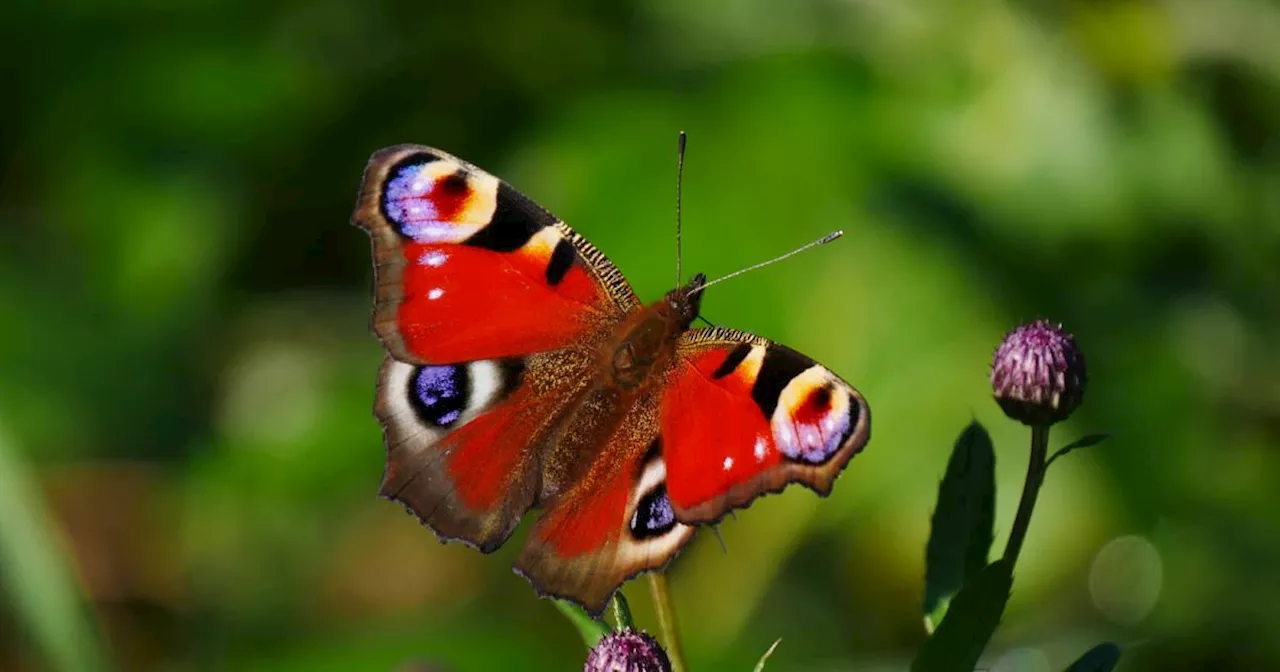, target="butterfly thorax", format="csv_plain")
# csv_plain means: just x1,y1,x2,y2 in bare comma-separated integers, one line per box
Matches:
609,274,706,391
